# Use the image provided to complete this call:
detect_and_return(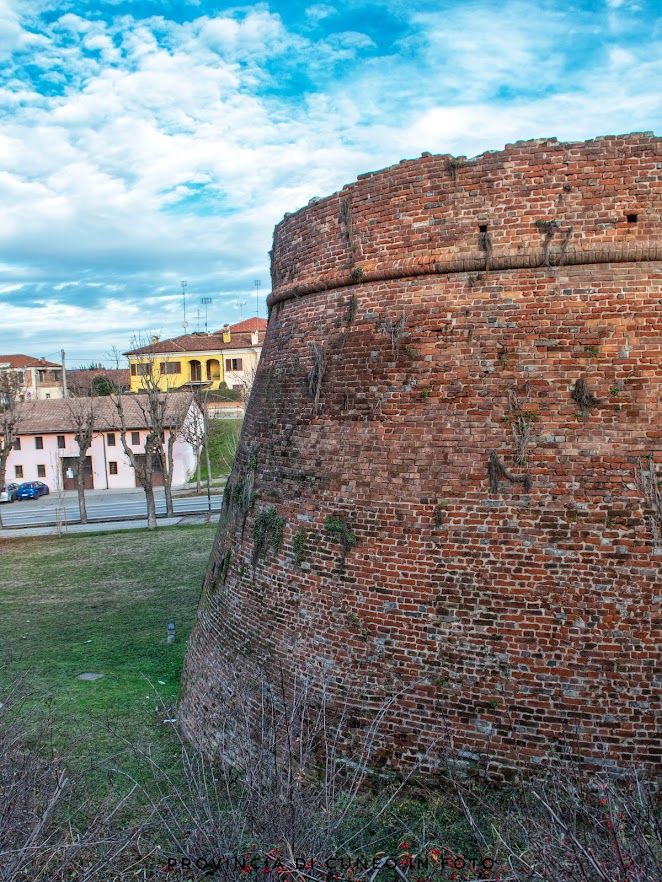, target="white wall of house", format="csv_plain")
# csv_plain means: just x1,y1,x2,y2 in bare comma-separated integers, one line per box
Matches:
6,429,196,491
